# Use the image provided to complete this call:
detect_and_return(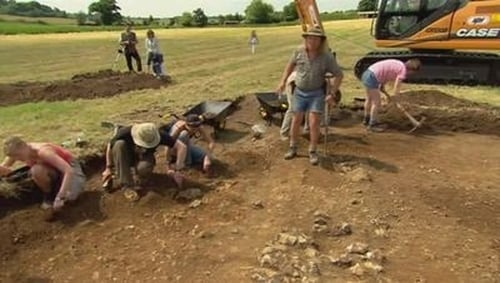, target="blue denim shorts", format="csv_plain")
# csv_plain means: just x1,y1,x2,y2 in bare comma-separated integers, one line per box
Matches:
293,88,325,114
361,70,380,89
190,145,206,165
